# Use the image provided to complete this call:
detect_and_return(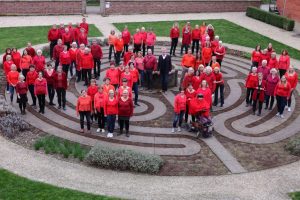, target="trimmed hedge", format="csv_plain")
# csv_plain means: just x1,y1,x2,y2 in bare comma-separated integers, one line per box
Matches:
246,7,295,31
85,144,164,174
285,138,300,156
